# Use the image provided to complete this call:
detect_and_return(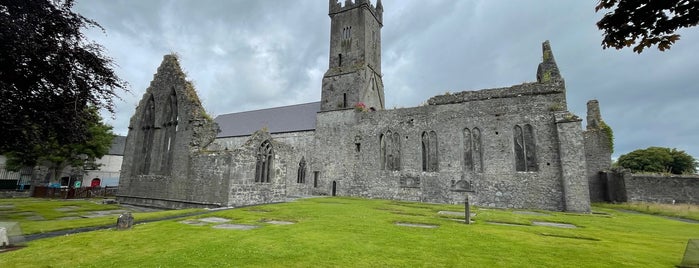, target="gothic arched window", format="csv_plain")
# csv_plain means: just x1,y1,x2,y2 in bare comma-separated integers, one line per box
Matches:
421,131,438,172
255,140,273,183
297,157,306,183
380,131,401,171
472,127,483,173
514,124,538,172
160,89,178,174
137,94,155,175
